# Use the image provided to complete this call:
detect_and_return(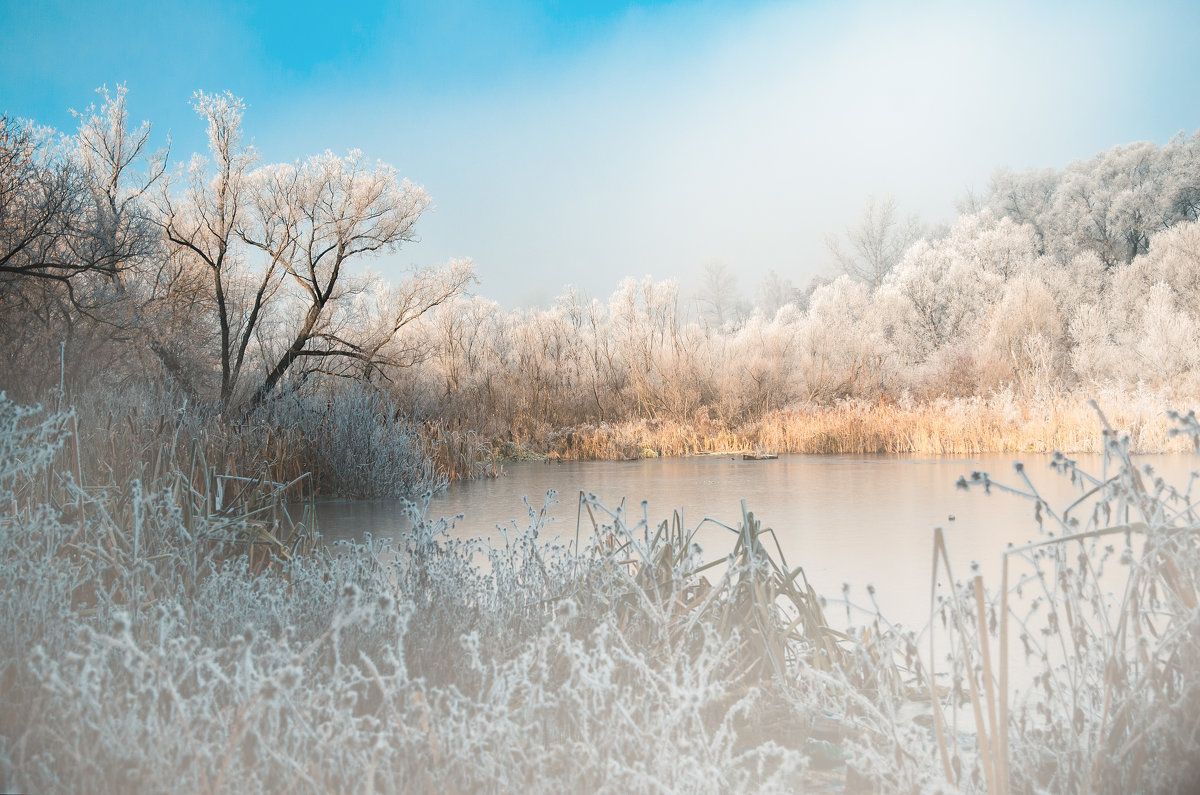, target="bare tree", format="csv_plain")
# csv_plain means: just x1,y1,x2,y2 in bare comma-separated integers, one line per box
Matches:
0,87,167,397
696,260,746,328
241,149,451,404
291,259,477,386
754,268,800,318
0,86,162,300
826,195,922,290
159,92,468,406
0,119,87,291
157,91,260,404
